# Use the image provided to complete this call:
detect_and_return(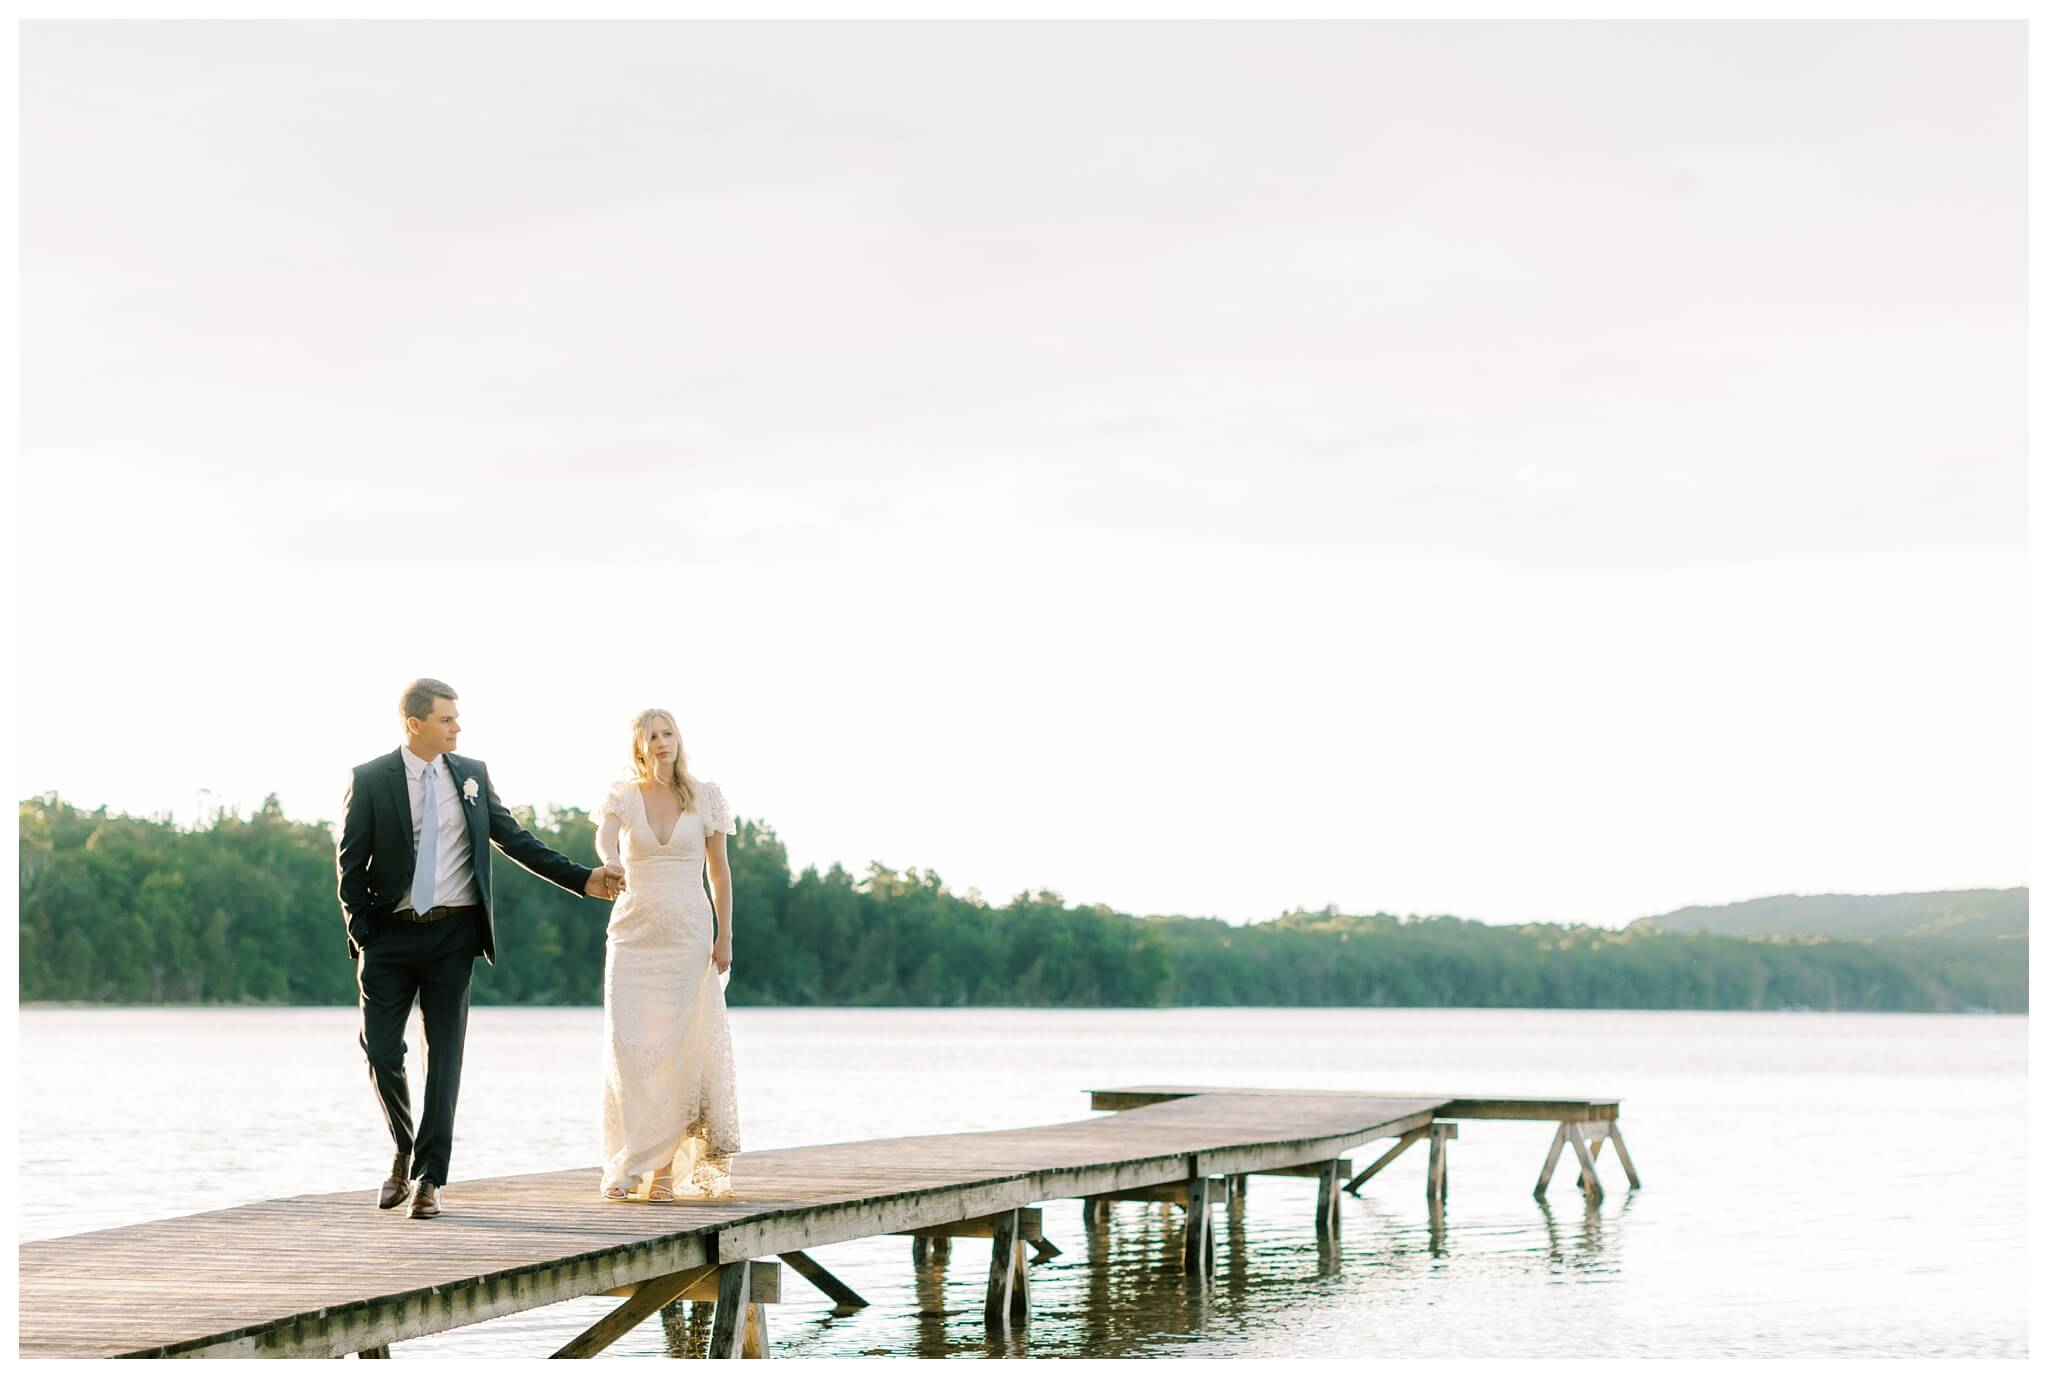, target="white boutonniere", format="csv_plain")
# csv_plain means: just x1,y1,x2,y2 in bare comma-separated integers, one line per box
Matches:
462,777,480,804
